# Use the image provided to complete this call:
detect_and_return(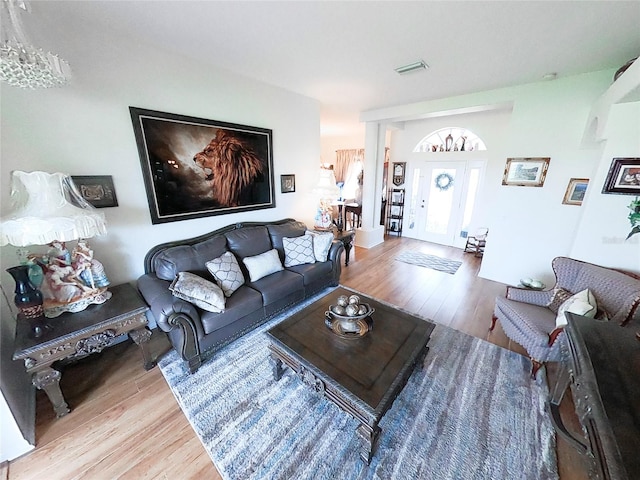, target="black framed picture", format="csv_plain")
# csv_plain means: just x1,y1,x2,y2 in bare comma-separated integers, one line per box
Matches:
129,107,275,224
71,175,118,208
280,174,295,193
602,157,640,195
392,162,406,186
